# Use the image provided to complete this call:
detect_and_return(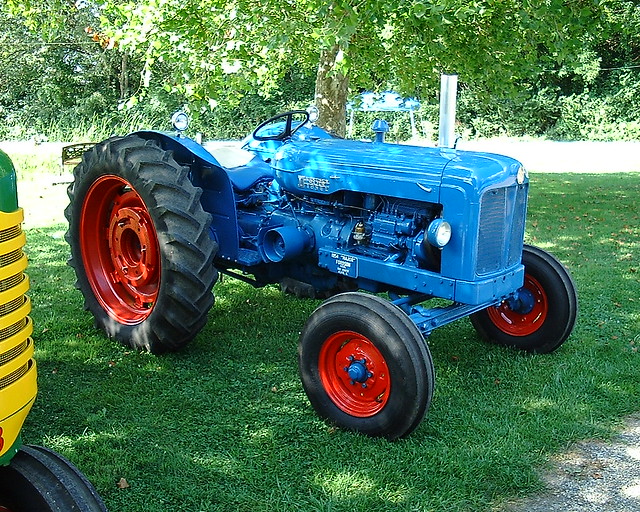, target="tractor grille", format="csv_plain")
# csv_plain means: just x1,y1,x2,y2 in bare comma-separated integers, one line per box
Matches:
0,209,32,392
476,185,528,275
0,248,23,267
0,225,21,243
0,359,31,390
